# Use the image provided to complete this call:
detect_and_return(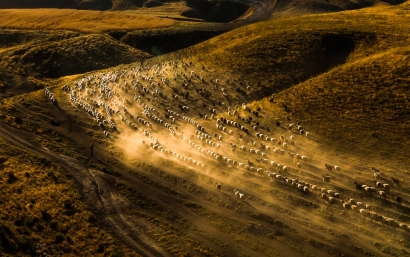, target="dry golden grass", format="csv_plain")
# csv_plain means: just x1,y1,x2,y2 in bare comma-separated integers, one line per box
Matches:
0,9,175,33
0,137,134,256
2,2,410,256
1,34,151,79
